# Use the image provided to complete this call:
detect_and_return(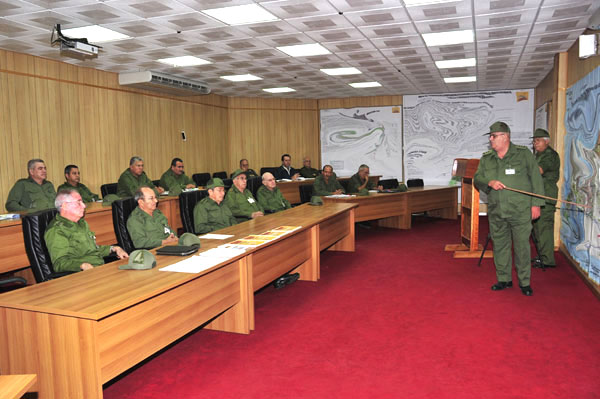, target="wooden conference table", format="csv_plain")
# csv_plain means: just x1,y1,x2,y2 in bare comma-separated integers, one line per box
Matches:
322,186,458,229
0,203,356,399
